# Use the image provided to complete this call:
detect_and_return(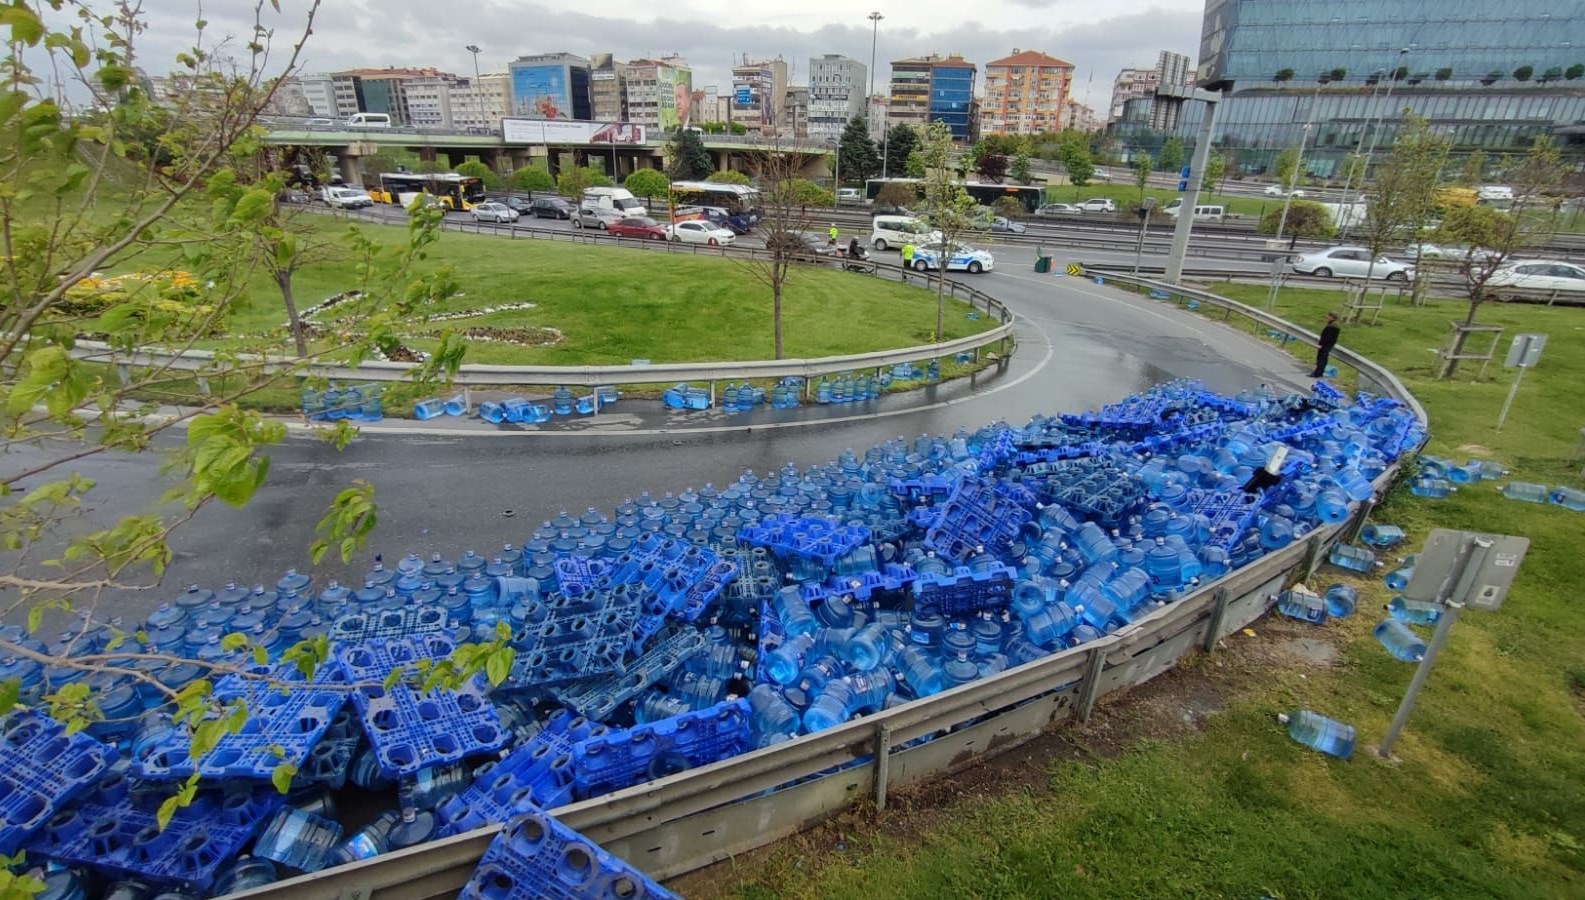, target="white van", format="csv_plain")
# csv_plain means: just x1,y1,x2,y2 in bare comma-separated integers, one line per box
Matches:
581,186,647,217
1163,199,1226,221
1478,184,1515,204
346,113,391,129
870,215,940,251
